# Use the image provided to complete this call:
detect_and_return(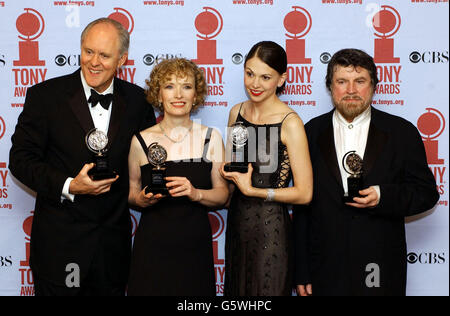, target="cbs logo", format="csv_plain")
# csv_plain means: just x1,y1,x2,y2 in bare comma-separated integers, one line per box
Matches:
55,54,80,67
407,252,445,264
409,51,449,64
